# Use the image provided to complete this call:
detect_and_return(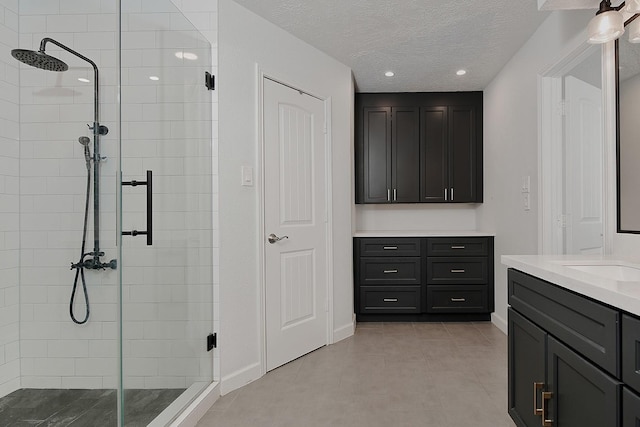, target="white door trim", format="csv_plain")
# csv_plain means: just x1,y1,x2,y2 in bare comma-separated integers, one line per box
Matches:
256,65,334,376
538,33,614,255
